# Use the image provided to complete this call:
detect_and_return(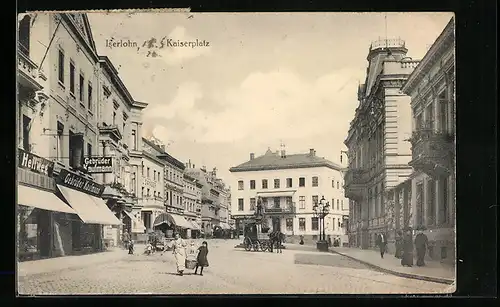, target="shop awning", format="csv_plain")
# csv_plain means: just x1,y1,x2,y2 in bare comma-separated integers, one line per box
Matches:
57,184,119,225
189,220,202,230
88,195,122,226
123,210,146,233
219,222,230,230
17,185,76,214
153,212,192,229
256,191,295,198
